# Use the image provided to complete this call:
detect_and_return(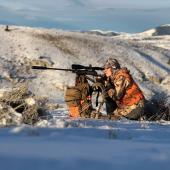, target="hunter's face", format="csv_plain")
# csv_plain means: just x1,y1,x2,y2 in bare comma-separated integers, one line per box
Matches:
104,67,112,77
